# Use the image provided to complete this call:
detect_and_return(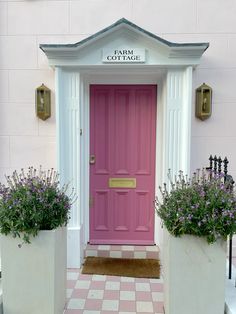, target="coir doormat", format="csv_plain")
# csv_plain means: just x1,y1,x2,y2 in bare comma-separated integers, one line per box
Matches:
81,256,160,278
